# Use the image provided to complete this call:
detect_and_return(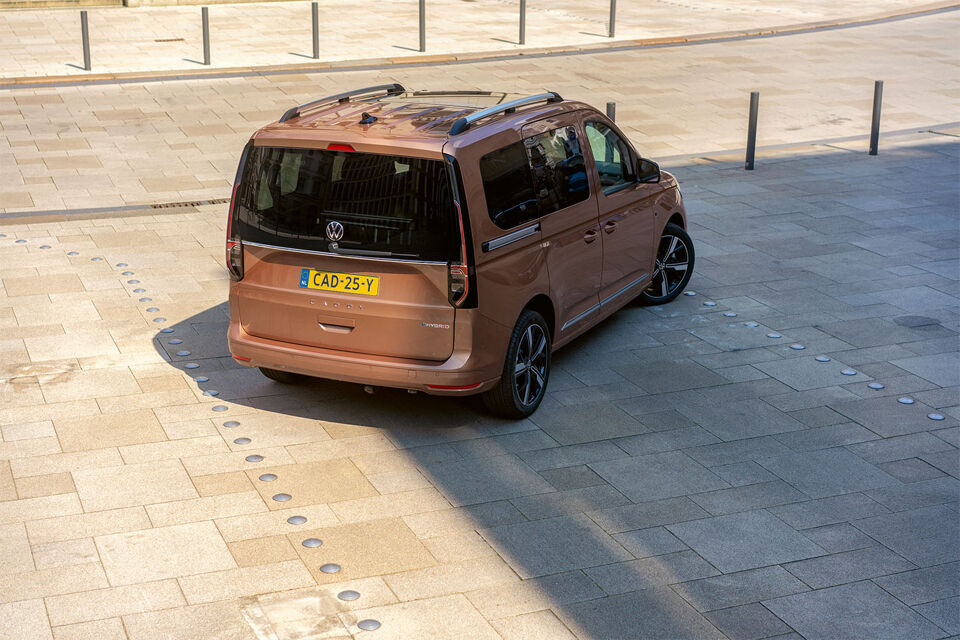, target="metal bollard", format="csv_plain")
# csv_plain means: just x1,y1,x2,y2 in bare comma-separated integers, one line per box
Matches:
606,101,616,122
418,0,425,52
80,11,91,71
745,91,759,170
609,0,616,38
519,0,526,45
201,7,210,65
869,80,883,156
311,2,319,59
